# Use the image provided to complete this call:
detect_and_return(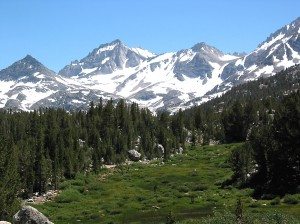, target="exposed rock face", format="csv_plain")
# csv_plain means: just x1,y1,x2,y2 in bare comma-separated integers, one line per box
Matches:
128,149,141,161
13,206,53,224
